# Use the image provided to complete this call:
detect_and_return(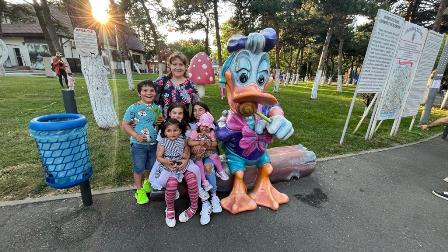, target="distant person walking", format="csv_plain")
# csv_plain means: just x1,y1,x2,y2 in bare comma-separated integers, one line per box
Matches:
51,52,69,88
